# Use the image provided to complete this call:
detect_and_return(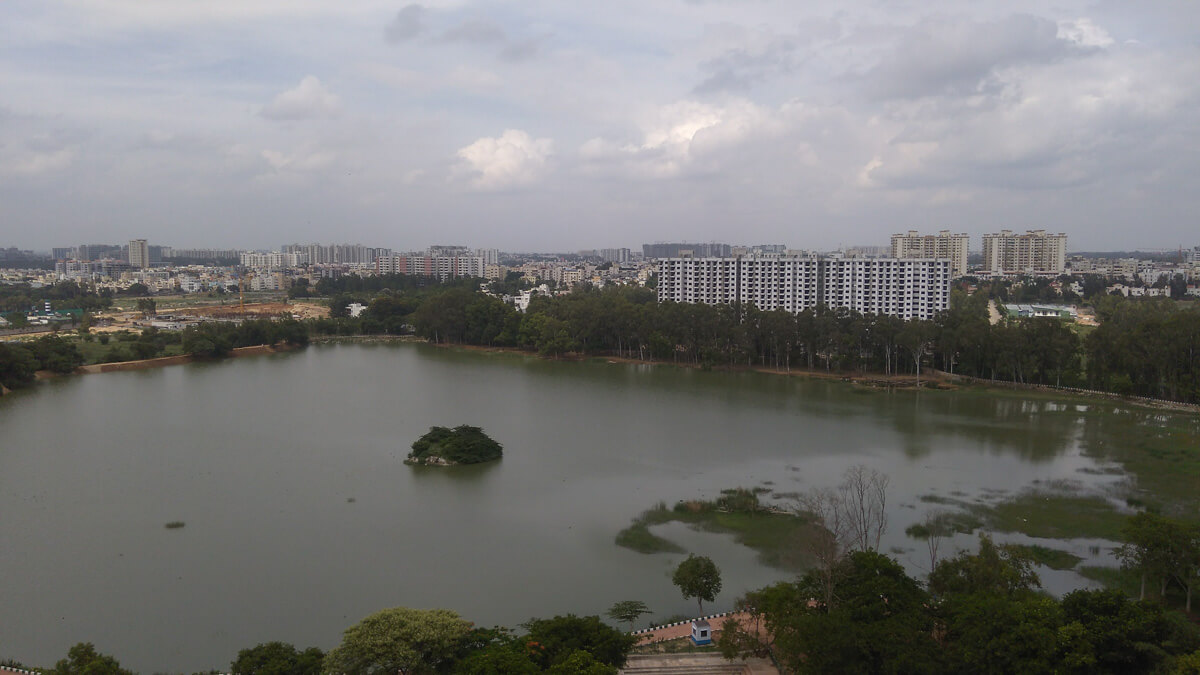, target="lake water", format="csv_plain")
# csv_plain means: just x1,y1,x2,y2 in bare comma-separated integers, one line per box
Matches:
0,343,1146,671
